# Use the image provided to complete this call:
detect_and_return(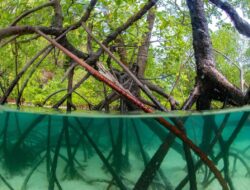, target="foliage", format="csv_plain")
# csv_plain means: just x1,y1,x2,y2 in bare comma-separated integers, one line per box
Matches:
0,0,249,111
